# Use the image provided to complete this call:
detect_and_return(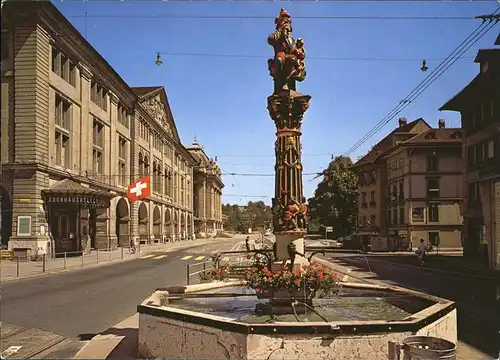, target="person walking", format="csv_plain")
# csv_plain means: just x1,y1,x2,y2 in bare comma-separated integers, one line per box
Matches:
416,238,427,266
